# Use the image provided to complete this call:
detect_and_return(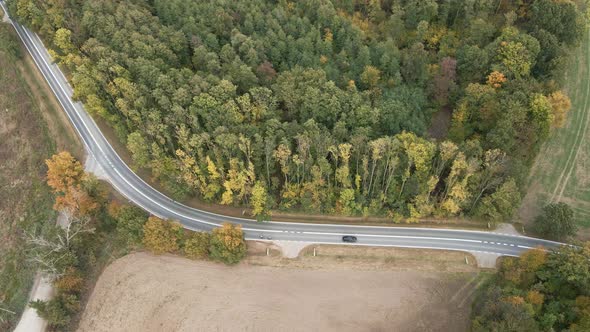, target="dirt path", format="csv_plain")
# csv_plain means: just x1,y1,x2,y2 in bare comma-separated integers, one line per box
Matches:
13,274,53,332
78,252,479,332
